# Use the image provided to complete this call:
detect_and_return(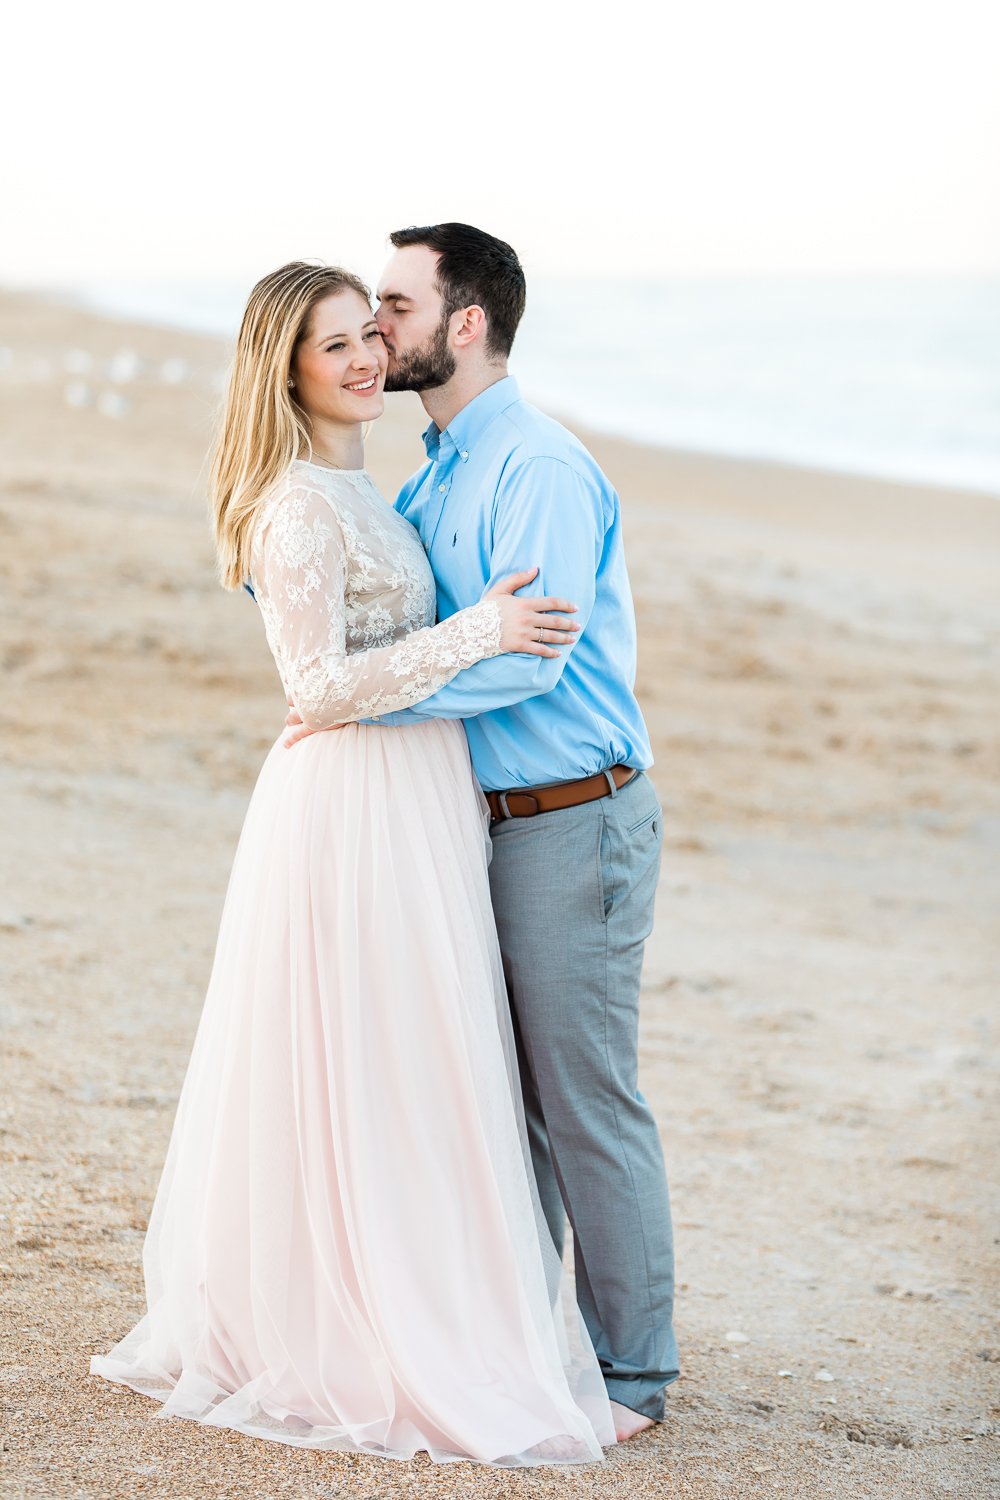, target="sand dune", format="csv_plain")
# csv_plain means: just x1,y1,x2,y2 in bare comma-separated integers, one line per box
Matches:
1,291,997,1499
